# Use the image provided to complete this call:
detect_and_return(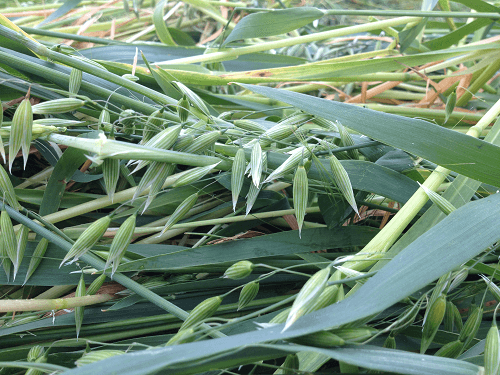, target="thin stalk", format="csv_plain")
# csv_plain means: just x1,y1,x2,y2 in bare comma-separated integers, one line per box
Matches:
155,17,421,65
323,9,500,19
65,207,322,237
0,48,165,117
20,26,126,45
46,133,231,169
338,95,500,273
0,25,177,107
361,103,484,122
0,294,114,312
456,56,500,107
